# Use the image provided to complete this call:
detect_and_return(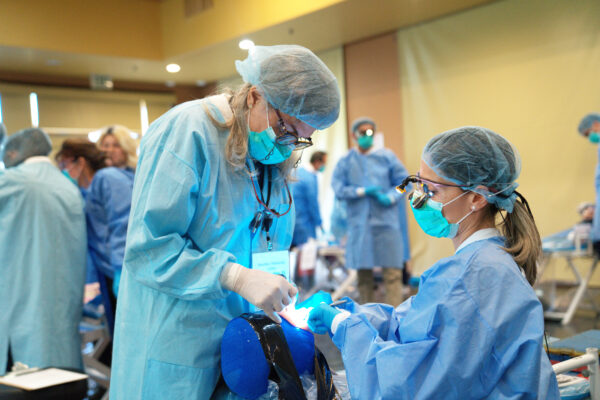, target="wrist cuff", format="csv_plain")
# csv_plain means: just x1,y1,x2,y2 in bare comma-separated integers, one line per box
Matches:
331,310,351,335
